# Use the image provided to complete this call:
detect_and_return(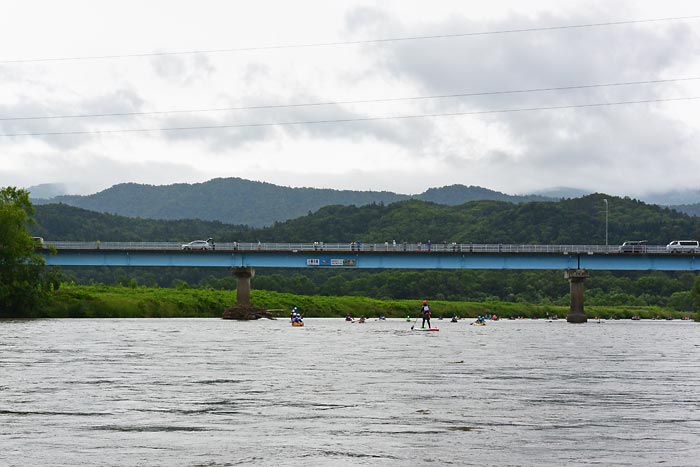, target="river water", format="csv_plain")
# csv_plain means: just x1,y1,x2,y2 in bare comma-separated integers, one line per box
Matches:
1,318,699,466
